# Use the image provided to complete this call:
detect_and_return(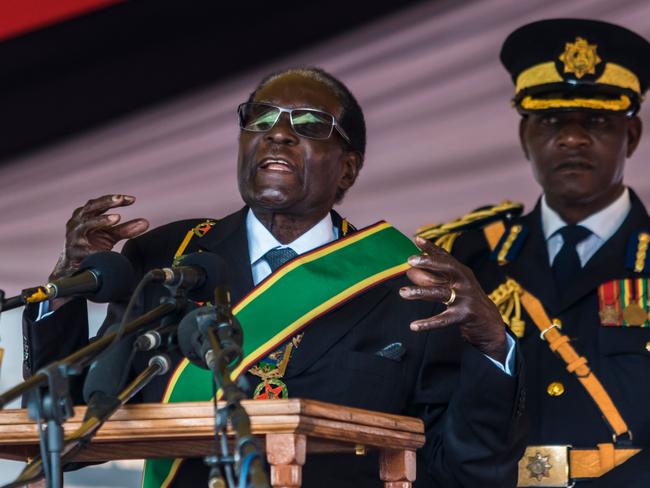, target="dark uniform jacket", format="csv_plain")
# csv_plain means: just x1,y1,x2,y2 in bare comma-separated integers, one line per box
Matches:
448,190,650,487
23,208,525,487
